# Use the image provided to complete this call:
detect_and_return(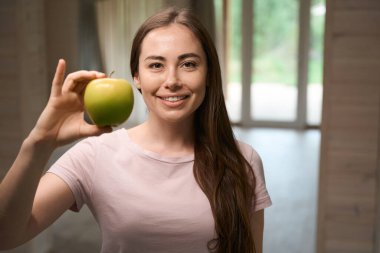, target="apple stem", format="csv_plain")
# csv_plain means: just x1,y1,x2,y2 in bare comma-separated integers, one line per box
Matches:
109,70,115,78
